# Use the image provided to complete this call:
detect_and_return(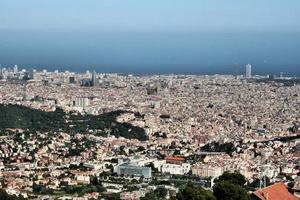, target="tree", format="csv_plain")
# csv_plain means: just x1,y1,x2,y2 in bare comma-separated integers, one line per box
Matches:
141,192,158,200
0,104,149,141
247,177,270,190
102,193,121,200
141,187,168,200
173,149,181,155
162,132,167,138
213,181,249,200
177,182,216,200
131,179,139,184
170,141,177,149
138,146,146,152
287,181,295,194
107,164,114,172
32,183,53,195
0,189,25,200
146,162,158,174
214,171,246,186
155,187,168,199
91,176,99,185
